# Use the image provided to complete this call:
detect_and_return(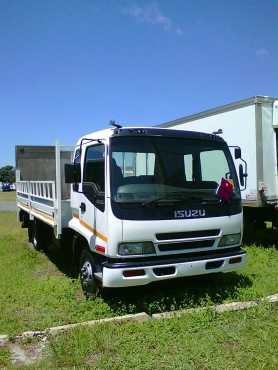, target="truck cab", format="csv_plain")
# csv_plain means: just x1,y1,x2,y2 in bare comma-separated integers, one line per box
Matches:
66,127,246,296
